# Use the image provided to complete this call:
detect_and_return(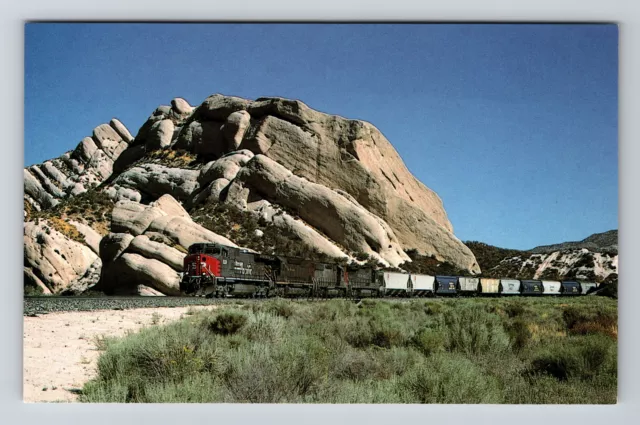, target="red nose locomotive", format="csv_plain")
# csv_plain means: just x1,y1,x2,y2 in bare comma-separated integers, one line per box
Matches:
181,243,276,297
180,243,384,298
